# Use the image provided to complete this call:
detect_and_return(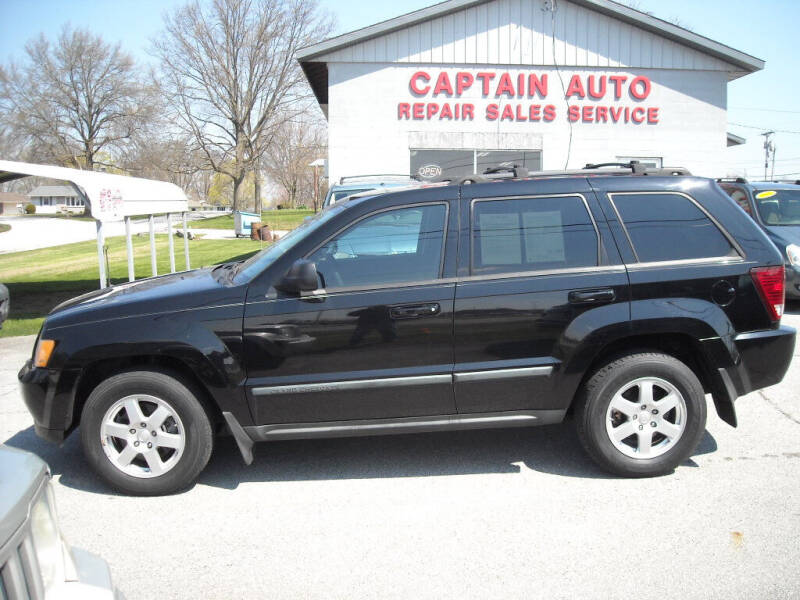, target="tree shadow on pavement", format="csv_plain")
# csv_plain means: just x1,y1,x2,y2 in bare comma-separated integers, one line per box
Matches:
3,422,718,495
